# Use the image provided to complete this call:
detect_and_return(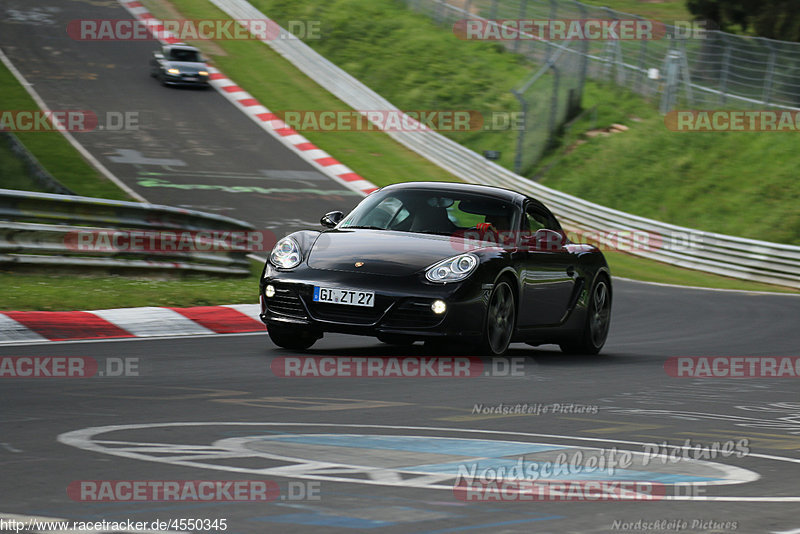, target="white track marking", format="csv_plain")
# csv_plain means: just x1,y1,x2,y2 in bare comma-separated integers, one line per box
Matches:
57,422,800,502
0,315,46,342
88,307,214,337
